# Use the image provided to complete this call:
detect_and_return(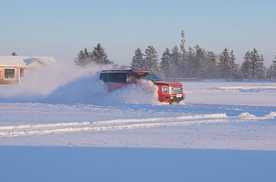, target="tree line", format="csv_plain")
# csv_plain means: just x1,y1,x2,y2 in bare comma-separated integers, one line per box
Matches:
74,44,113,66
74,44,276,81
